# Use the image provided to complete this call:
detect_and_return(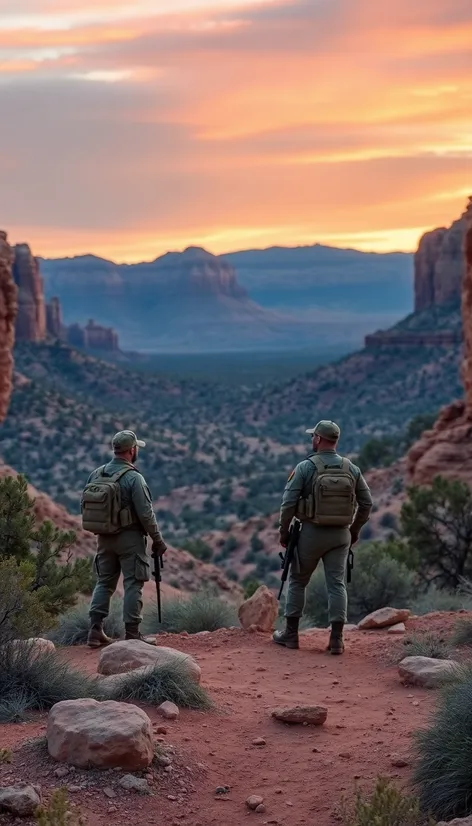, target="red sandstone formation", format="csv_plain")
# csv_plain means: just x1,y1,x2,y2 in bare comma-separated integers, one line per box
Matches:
365,330,462,348
46,297,63,338
414,213,466,312
84,319,119,351
0,232,17,423
13,243,46,341
408,197,472,486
